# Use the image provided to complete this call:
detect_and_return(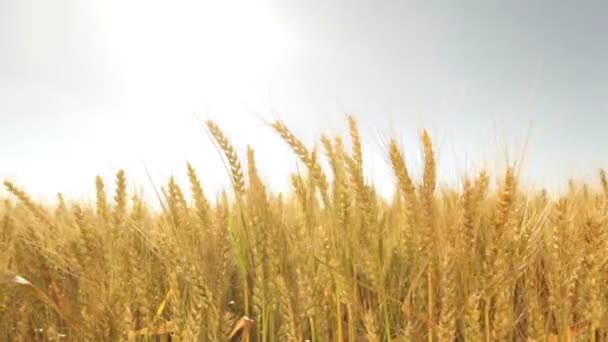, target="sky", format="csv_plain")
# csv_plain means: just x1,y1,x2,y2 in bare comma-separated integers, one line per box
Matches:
1,0,607,203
